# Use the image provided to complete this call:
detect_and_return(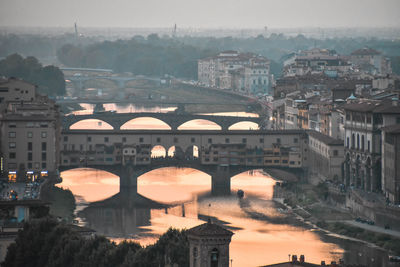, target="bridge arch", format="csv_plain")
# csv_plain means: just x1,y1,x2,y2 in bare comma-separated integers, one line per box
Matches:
70,119,114,130
167,146,185,159
151,145,167,158
177,119,222,130
228,121,259,130
185,145,199,159
120,117,172,130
